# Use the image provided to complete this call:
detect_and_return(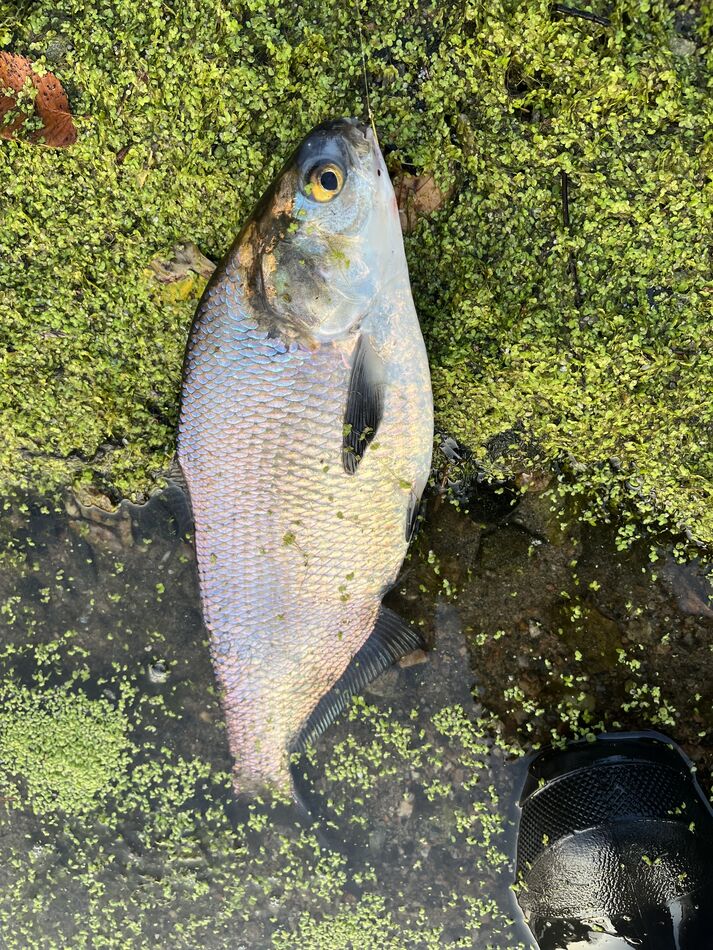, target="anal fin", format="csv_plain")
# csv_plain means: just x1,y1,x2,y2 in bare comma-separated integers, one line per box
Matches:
291,607,425,753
